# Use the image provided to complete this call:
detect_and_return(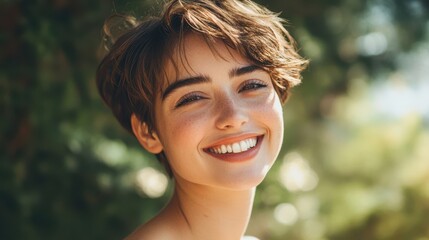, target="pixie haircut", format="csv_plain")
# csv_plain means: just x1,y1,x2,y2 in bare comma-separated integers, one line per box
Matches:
96,0,308,173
